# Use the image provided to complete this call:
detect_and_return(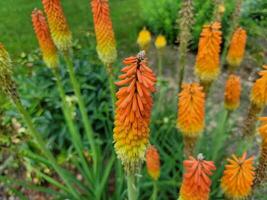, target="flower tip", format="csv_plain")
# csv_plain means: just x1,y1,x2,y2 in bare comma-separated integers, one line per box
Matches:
197,153,204,160
137,50,146,60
